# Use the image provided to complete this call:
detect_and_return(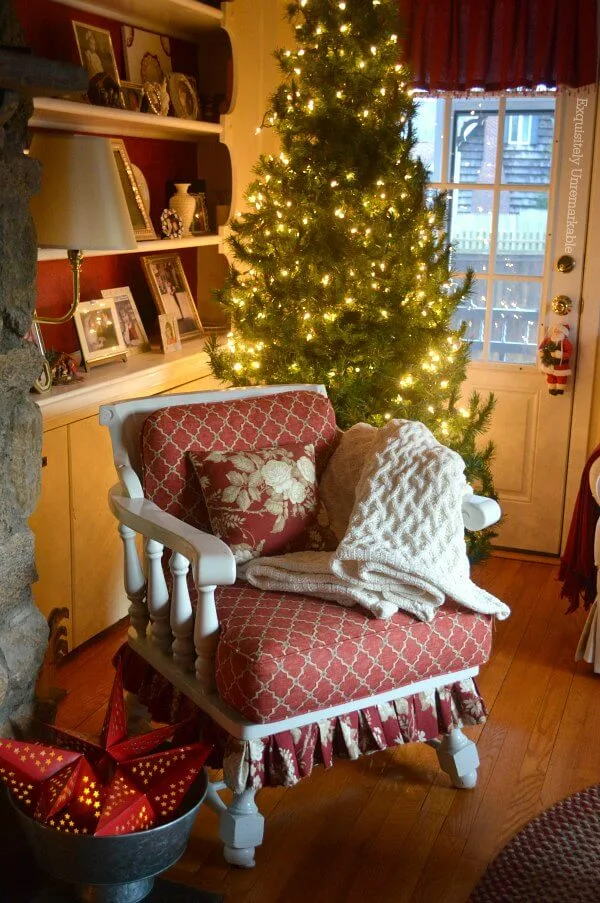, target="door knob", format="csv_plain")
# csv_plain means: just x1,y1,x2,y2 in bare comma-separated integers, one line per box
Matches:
556,255,575,273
